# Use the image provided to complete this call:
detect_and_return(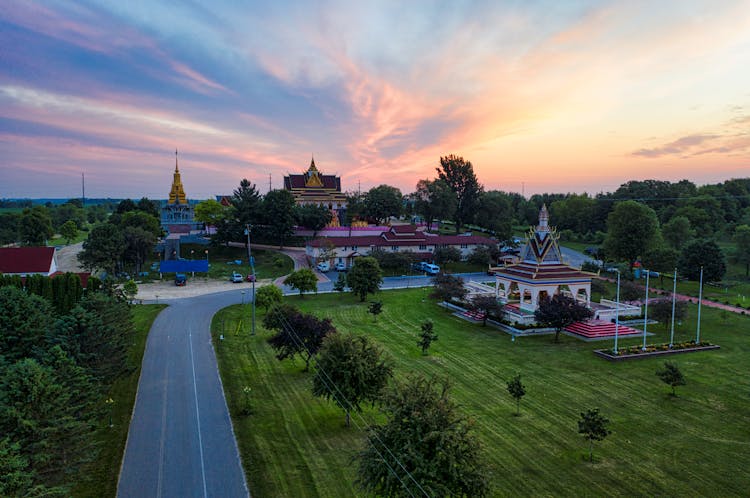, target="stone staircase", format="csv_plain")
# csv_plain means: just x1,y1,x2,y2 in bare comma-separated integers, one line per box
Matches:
565,319,641,339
